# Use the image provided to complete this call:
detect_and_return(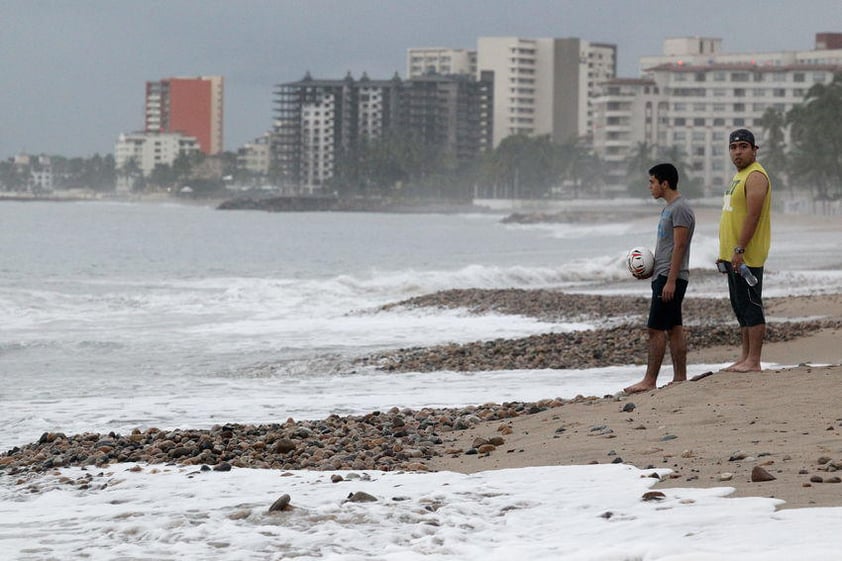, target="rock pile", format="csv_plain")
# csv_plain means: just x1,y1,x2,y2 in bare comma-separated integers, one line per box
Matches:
370,289,841,372
1,399,592,475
